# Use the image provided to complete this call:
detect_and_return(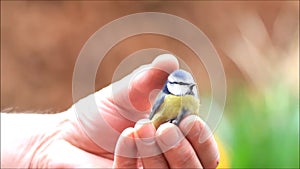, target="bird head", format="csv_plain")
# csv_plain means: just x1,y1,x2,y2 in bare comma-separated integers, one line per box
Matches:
163,69,198,97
